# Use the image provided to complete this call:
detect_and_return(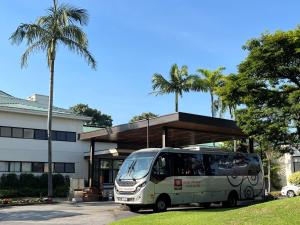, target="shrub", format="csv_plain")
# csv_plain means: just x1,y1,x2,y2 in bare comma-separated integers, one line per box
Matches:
288,171,300,185
0,189,19,198
19,174,39,188
53,174,66,188
0,174,19,189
